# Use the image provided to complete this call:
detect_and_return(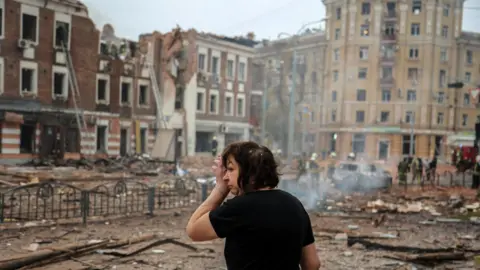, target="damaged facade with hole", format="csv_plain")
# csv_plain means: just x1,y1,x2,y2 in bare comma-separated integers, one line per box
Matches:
0,0,187,163
194,33,257,154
